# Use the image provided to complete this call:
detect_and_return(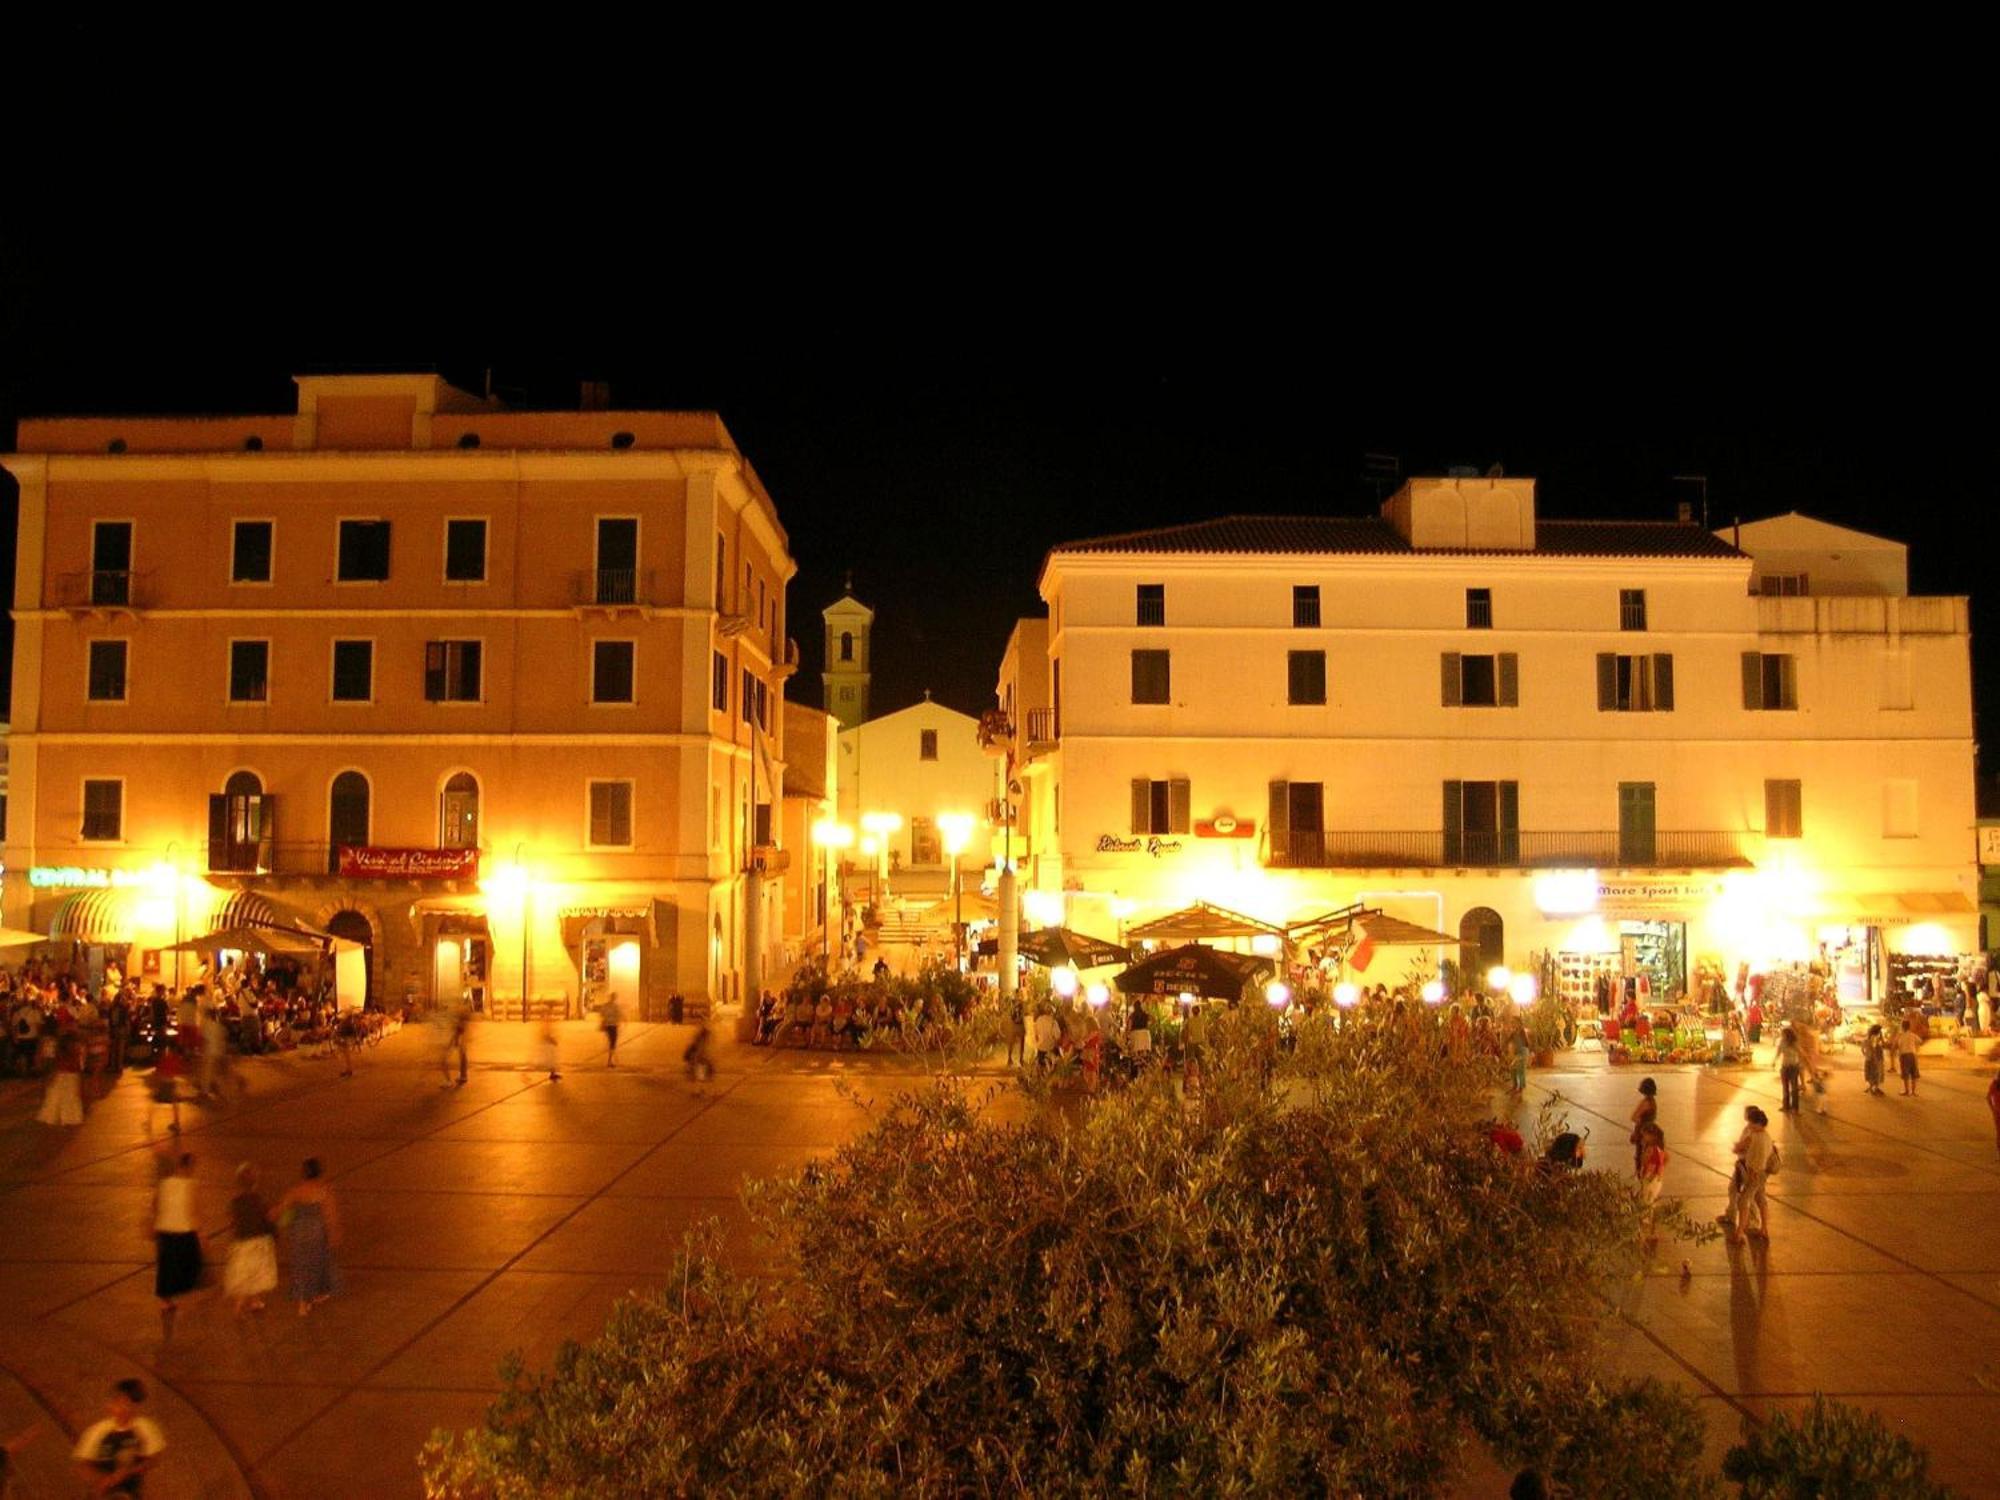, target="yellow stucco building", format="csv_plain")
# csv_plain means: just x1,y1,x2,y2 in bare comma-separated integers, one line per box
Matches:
2,374,794,1017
